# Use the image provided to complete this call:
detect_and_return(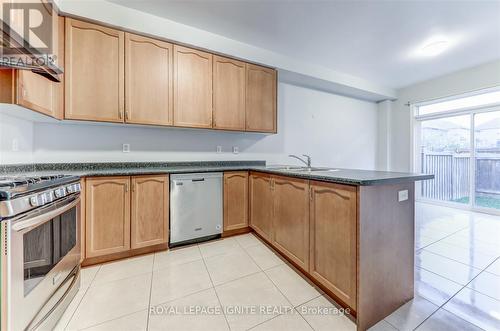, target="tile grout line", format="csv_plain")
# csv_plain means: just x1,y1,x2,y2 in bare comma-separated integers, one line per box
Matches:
411,209,499,331
235,235,300,330
419,243,498,270
71,255,155,330
416,249,483,277
236,235,322,330
428,232,500,257
415,223,477,252
412,256,499,330
86,256,155,288
383,318,400,330
145,252,155,331
197,244,232,331
236,233,323,330
62,265,101,329
78,308,148,331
